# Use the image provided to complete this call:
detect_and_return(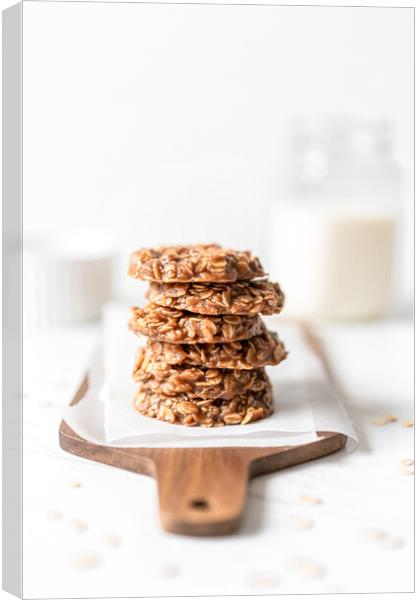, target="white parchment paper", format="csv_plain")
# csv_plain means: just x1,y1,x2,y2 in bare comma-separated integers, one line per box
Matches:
63,304,358,450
